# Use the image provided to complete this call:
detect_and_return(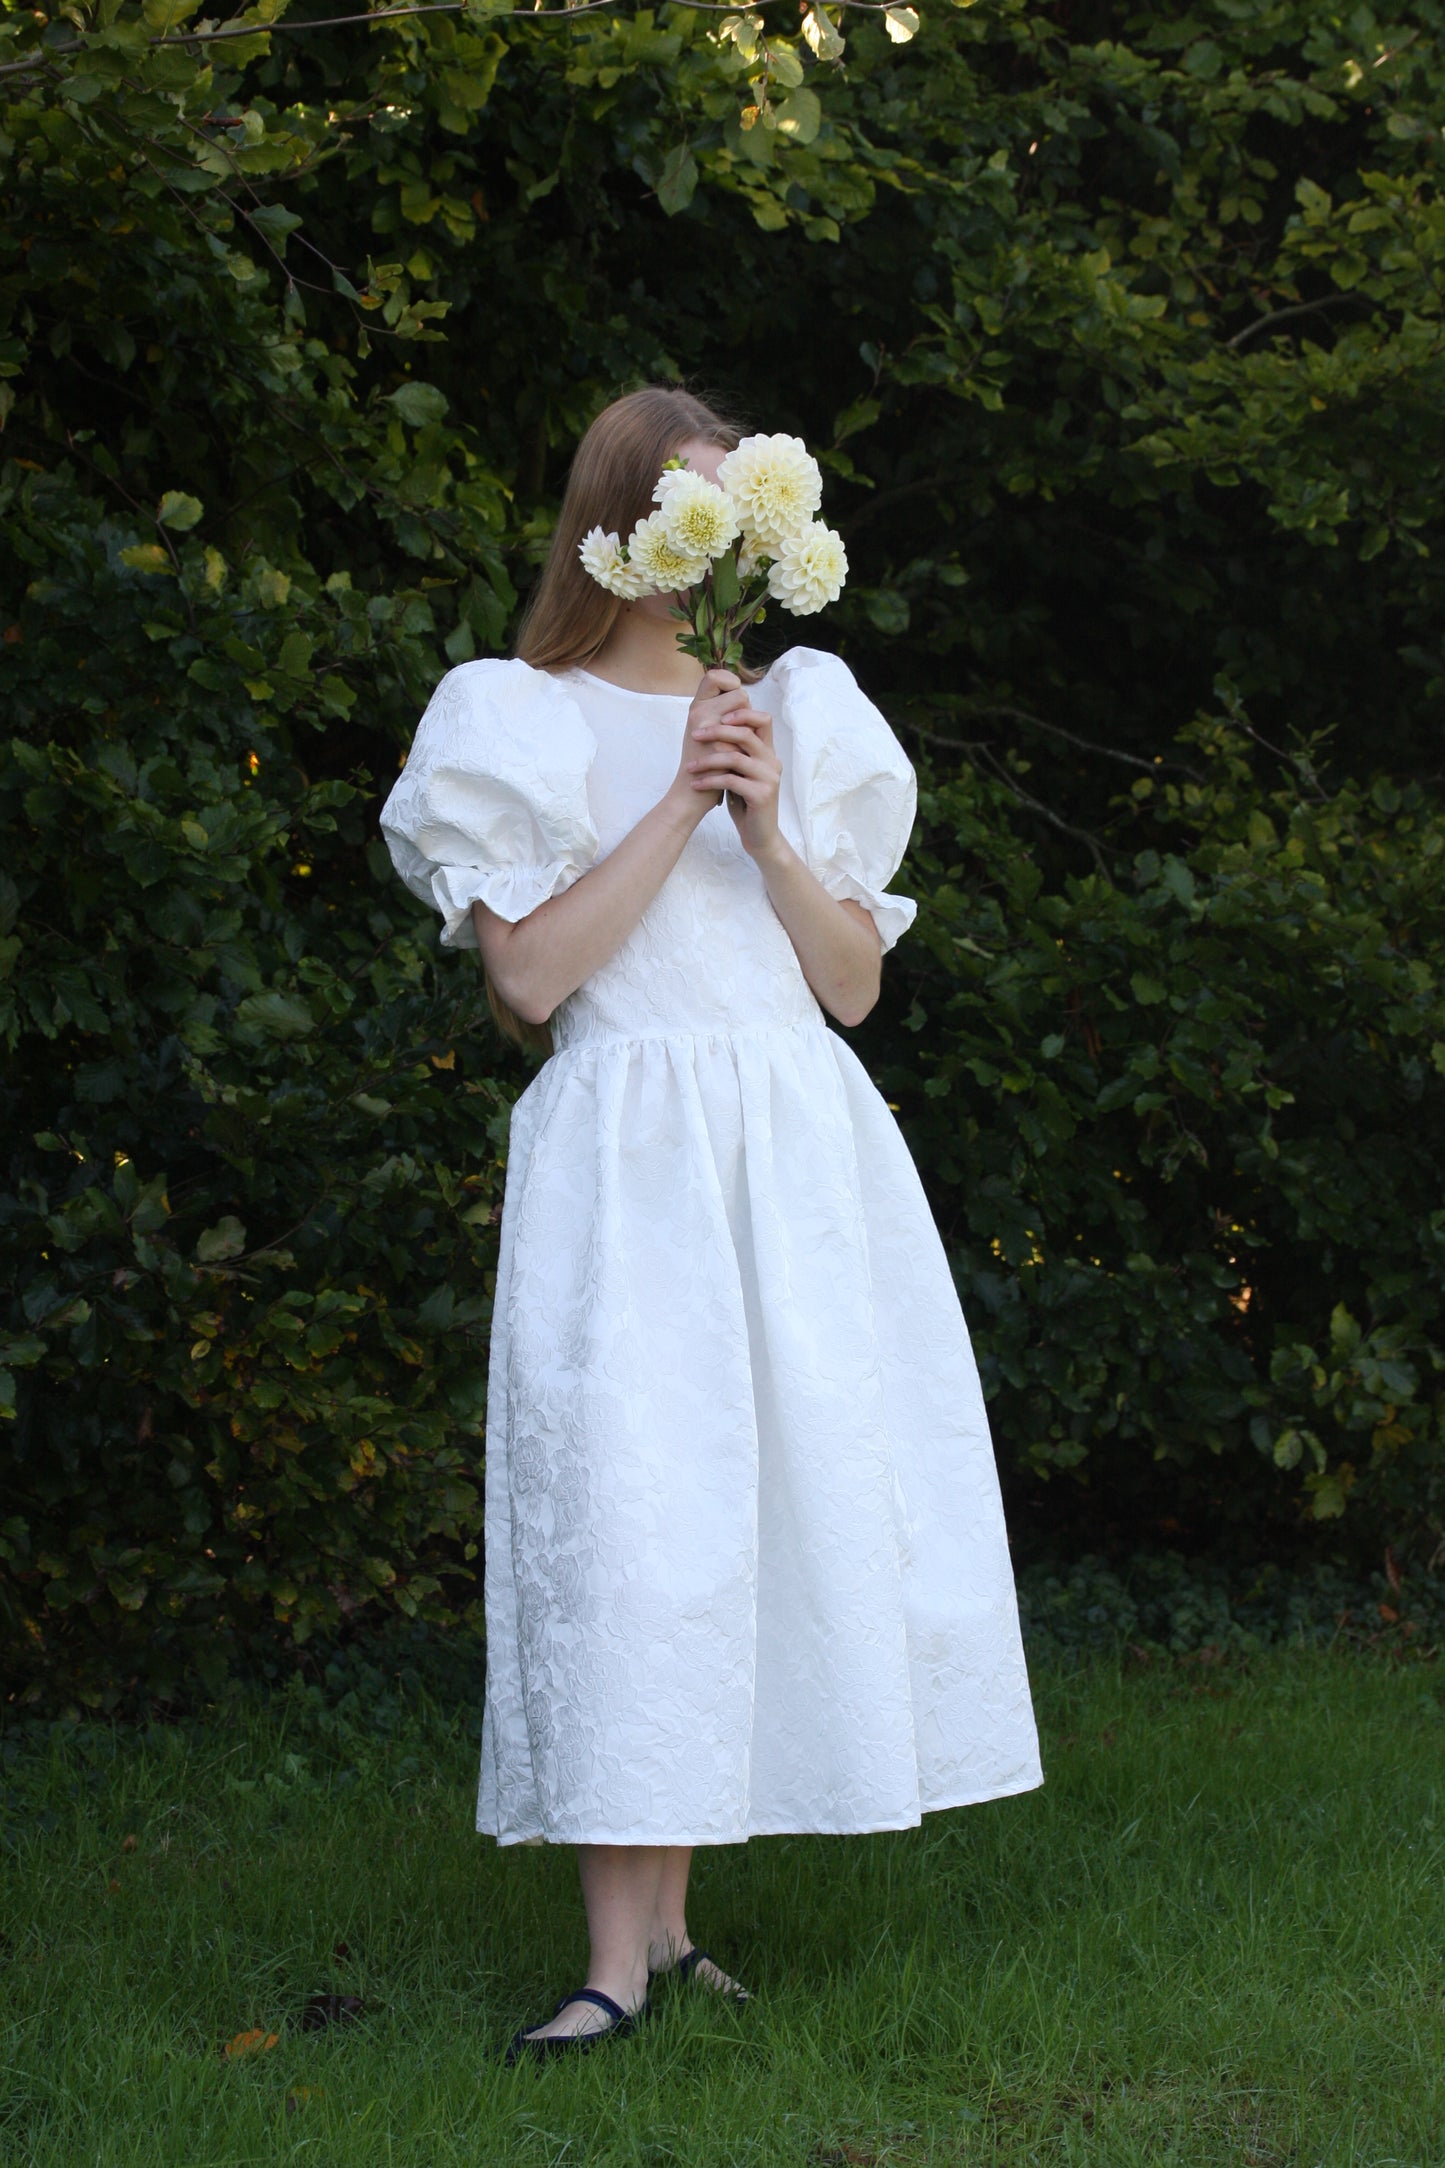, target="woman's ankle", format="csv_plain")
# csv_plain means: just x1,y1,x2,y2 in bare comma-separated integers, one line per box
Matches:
646,1924,692,1972
584,1953,652,2011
